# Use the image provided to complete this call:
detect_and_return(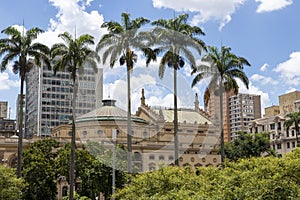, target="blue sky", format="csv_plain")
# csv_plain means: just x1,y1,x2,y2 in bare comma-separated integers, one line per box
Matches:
0,0,299,119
